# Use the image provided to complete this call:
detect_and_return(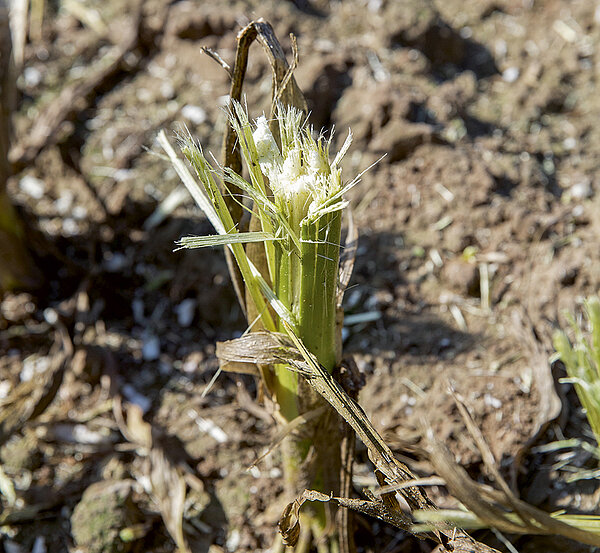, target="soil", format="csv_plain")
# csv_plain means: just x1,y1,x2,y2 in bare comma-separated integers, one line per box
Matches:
2,0,600,552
